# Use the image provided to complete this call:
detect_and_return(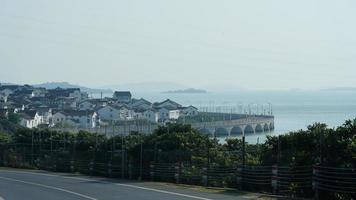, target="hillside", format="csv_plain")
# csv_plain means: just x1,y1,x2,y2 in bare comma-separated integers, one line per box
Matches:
33,82,112,94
